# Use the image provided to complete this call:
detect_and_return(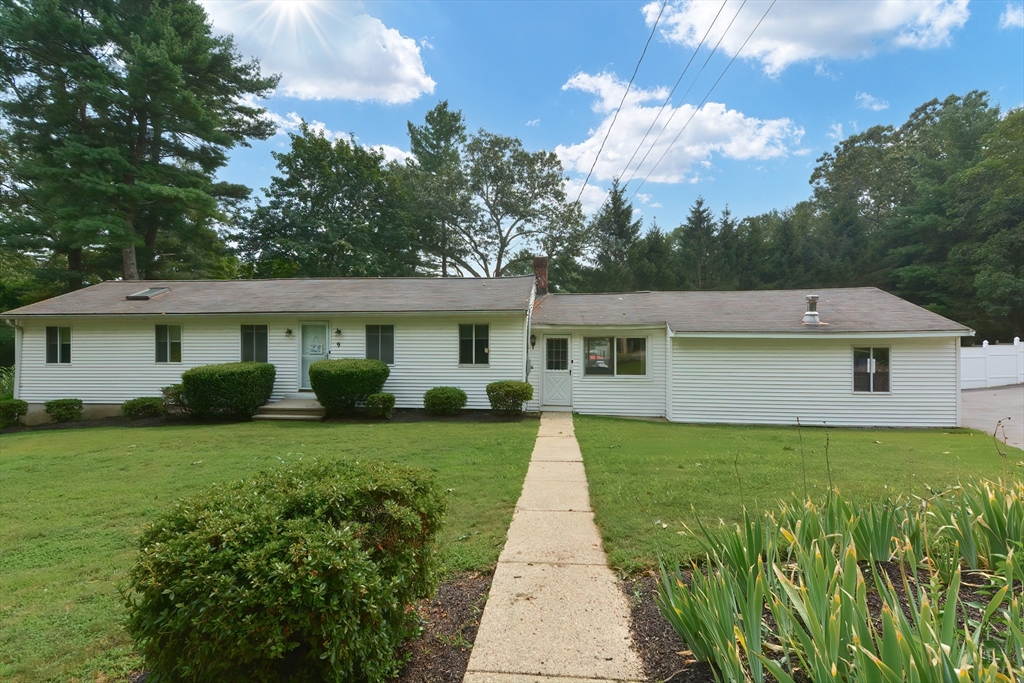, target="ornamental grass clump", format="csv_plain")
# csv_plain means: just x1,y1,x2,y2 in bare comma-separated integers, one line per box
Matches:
124,458,446,683
181,362,276,419
308,358,389,414
658,479,1024,683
